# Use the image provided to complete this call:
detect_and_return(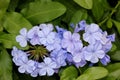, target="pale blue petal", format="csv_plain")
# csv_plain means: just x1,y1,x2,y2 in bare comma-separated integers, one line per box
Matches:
83,33,90,42
93,32,102,40
28,60,35,66
39,24,47,30
27,26,38,38
38,63,45,68
20,28,27,36
42,27,51,36
47,38,54,44
47,68,54,76
90,56,99,63
30,68,39,77
84,51,93,61
74,41,83,51
67,44,74,53
13,58,24,66
88,24,99,33
38,31,44,37
39,68,46,76
63,31,71,39
19,40,27,47
18,66,25,73
44,57,52,64
100,55,110,65
94,42,102,50
107,33,115,42
73,54,81,63
30,38,40,45
16,35,27,47
49,62,57,68
72,33,80,41
39,38,47,45
47,24,54,31
95,50,105,59
61,39,70,48
46,45,54,51
16,35,24,42
11,46,18,56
